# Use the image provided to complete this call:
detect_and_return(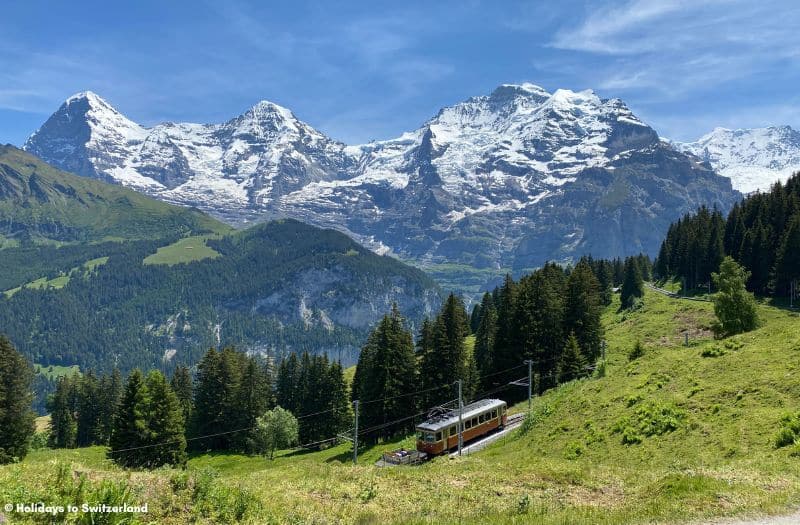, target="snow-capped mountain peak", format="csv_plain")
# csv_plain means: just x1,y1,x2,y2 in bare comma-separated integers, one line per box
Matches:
24,84,739,270
674,125,800,193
